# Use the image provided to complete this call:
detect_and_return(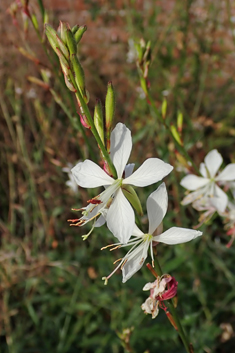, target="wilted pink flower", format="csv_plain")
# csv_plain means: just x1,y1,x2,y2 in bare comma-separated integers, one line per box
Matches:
141,274,178,319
